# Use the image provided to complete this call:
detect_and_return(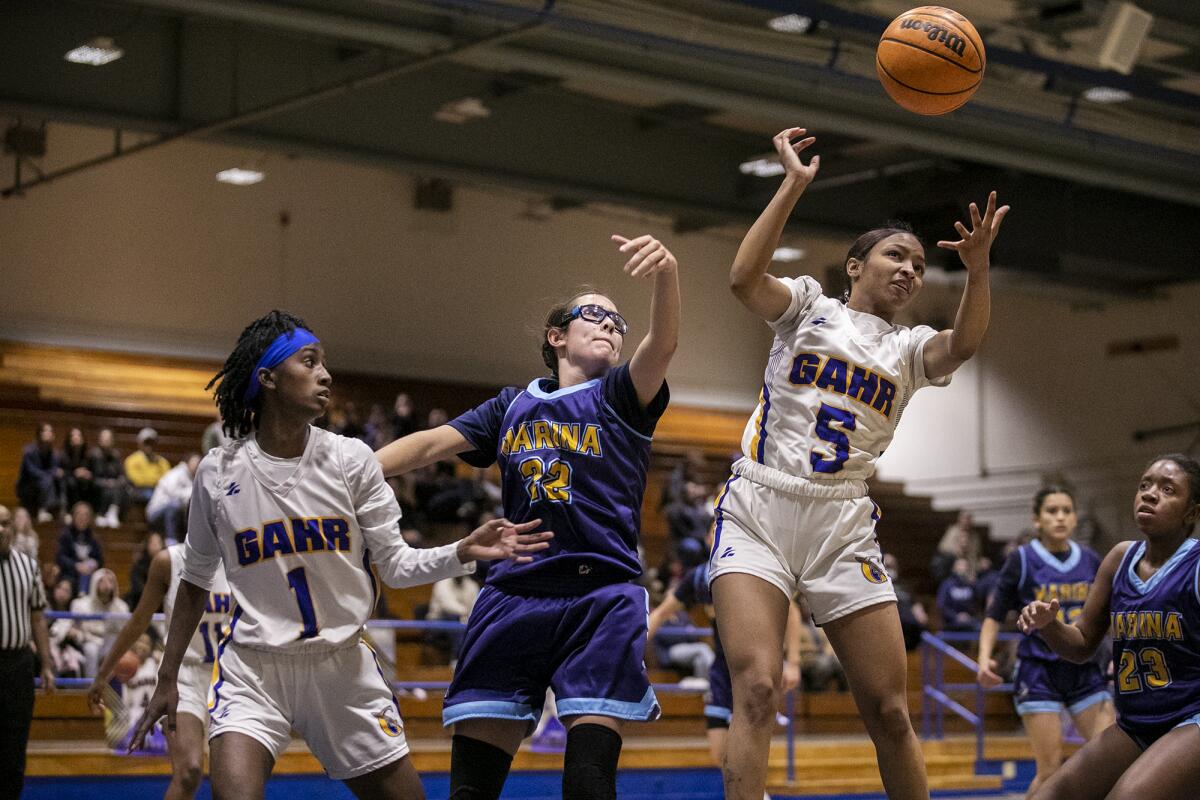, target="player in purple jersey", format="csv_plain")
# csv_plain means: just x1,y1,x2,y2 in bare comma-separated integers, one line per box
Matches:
1019,454,1200,800
976,486,1113,795
376,233,680,800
